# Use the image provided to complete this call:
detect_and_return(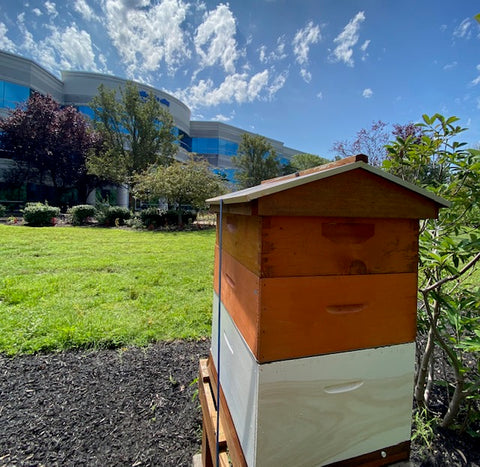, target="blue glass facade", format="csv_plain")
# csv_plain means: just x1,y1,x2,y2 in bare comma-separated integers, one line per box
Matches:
0,81,31,109
77,105,95,120
192,137,239,157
